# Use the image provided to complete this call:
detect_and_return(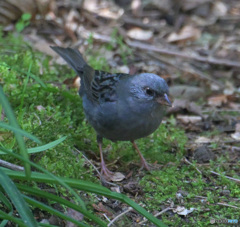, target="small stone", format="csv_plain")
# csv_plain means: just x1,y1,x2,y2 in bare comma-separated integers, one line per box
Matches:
220,190,231,196
193,146,215,163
